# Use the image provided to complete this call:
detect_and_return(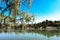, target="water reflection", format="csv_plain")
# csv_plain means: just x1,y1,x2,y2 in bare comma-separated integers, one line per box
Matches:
0,29,60,40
